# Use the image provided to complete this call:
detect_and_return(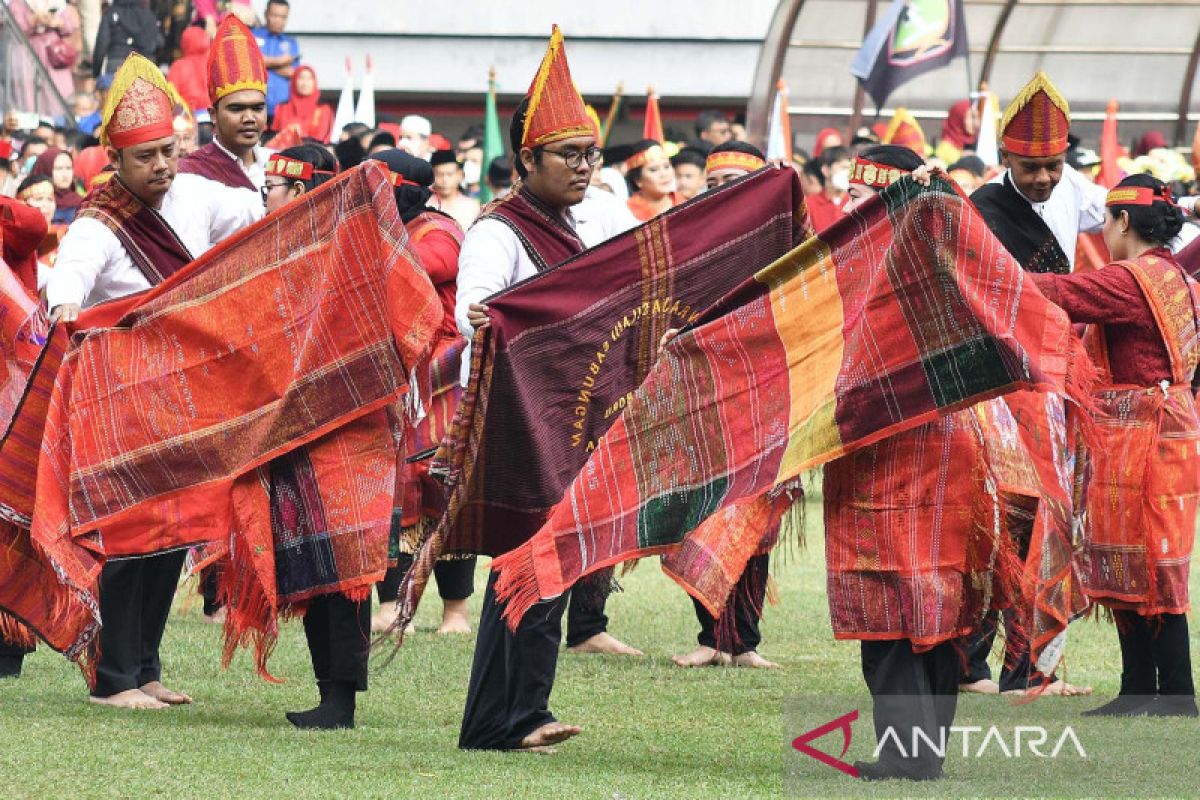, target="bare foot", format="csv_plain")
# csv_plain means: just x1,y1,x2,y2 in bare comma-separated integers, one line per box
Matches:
566,632,644,657
437,599,472,635
672,645,729,667
732,651,781,669
518,721,581,749
88,689,169,710
203,606,226,625
960,679,1000,695
371,601,398,633
1045,679,1093,697
139,680,192,705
